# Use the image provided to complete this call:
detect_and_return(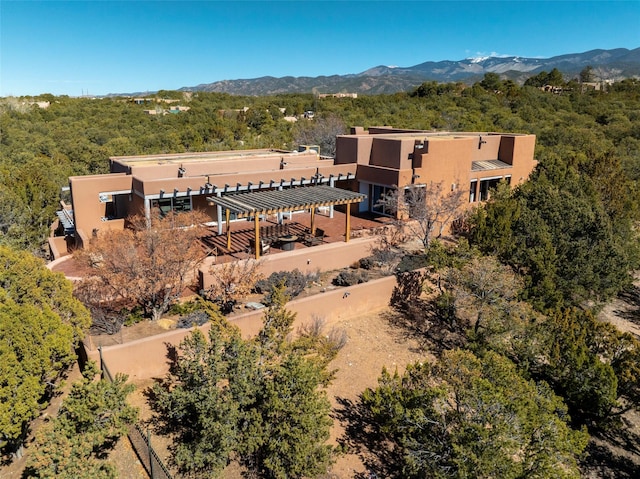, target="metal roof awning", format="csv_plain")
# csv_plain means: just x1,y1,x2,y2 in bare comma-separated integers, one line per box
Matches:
206,184,366,218
56,209,75,234
471,159,512,172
